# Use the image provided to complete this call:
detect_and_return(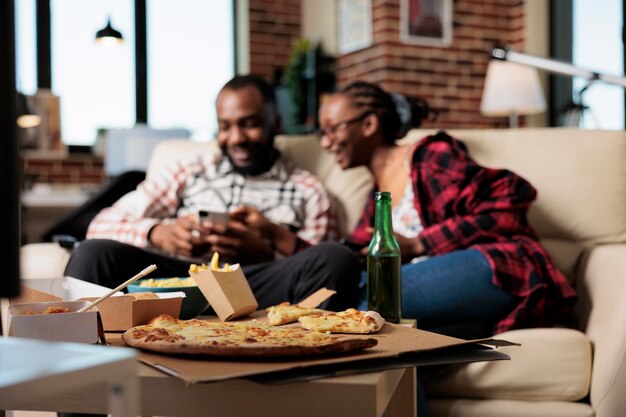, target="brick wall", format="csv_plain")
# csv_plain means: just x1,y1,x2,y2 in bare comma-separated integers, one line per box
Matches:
248,0,302,81
336,0,526,128
23,154,105,186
